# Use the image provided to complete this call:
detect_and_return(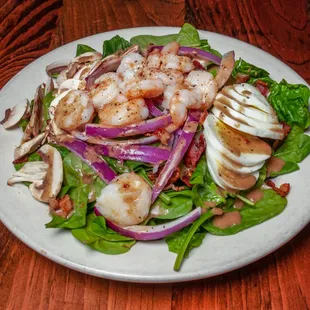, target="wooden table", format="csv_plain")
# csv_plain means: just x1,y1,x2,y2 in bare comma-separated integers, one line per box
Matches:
0,1,309,309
